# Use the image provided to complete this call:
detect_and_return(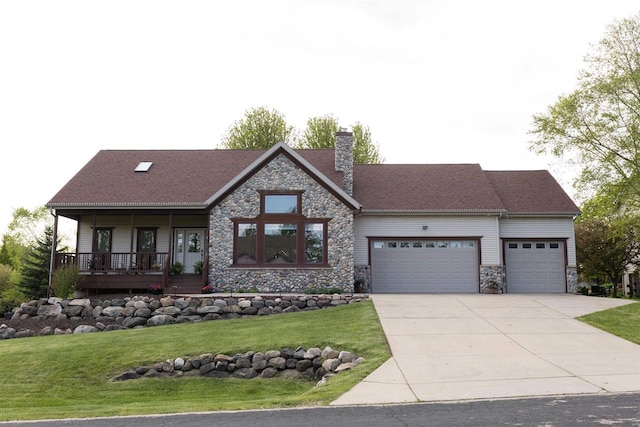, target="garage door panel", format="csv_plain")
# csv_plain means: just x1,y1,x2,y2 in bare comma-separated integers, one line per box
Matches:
371,240,479,293
505,241,565,293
